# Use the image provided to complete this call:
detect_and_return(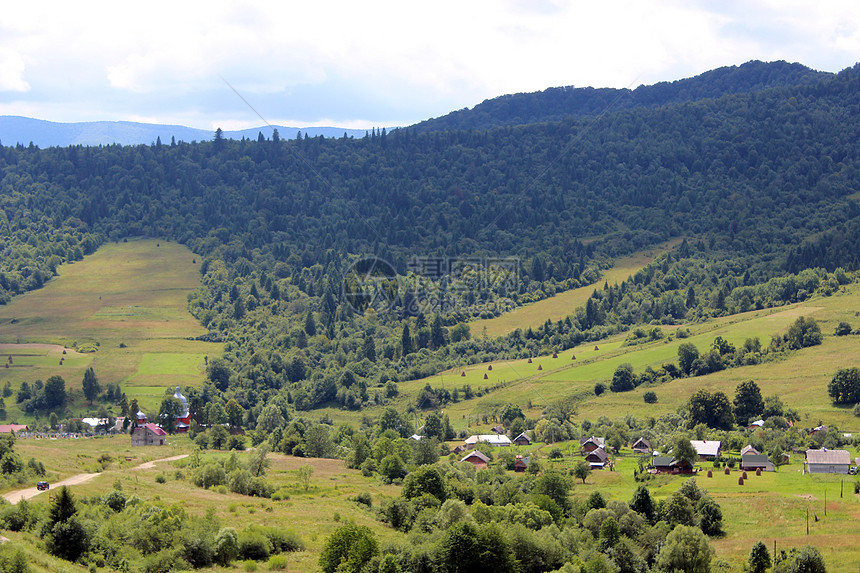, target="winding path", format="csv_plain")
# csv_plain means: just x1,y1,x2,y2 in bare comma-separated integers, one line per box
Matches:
2,454,188,505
